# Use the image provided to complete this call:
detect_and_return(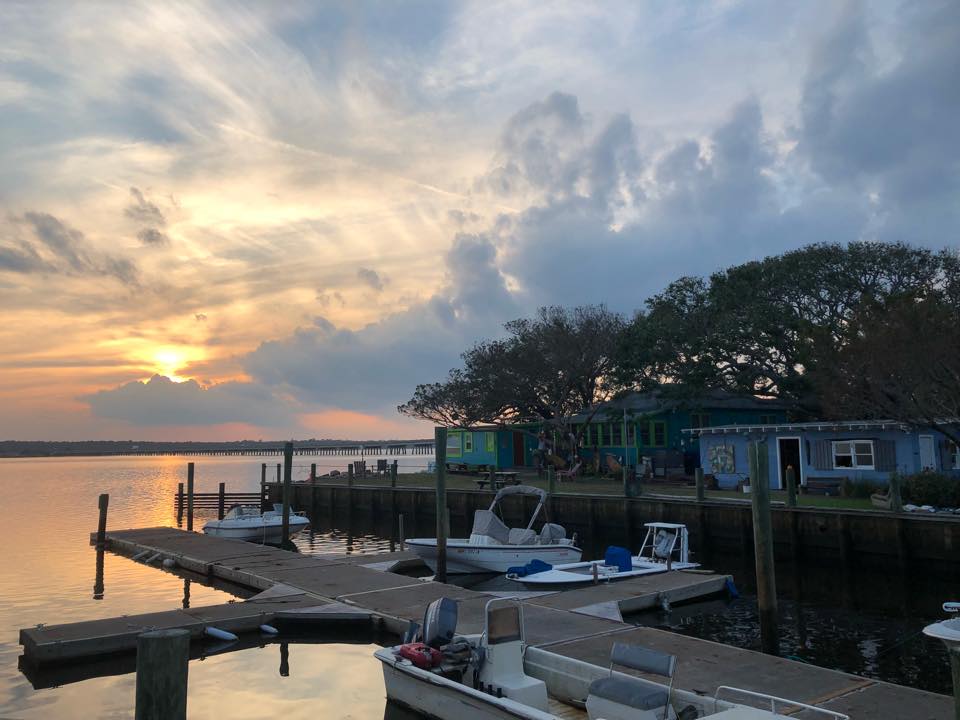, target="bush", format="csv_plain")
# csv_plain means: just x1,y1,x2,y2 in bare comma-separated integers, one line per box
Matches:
901,470,960,507
840,478,885,499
